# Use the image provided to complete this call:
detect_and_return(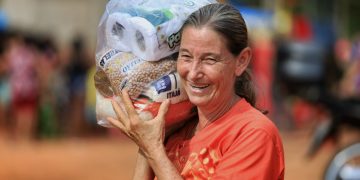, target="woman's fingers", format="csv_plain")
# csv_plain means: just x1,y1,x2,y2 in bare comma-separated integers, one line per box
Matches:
111,99,129,128
120,90,138,117
156,100,170,142
107,117,129,136
156,99,170,119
